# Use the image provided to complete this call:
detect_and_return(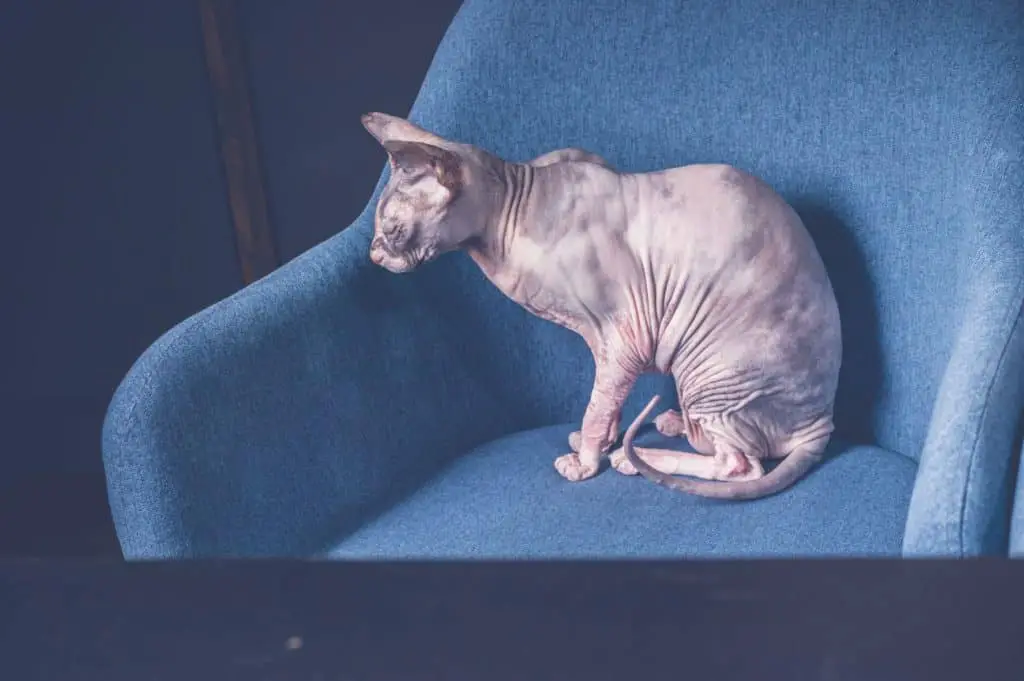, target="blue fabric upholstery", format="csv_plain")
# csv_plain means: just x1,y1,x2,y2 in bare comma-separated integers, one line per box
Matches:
331,425,915,558
103,0,1024,558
